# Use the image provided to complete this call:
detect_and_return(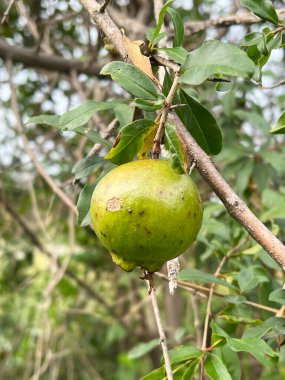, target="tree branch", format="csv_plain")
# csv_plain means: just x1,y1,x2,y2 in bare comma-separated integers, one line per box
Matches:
183,9,285,35
80,0,285,270
155,272,281,315
80,0,128,61
101,8,285,36
0,39,102,76
171,114,285,270
147,276,173,380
